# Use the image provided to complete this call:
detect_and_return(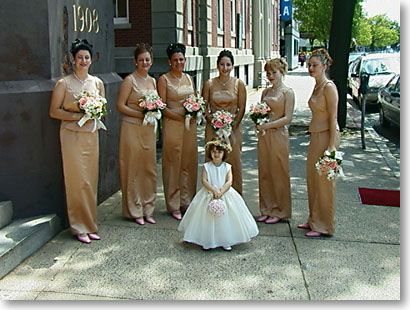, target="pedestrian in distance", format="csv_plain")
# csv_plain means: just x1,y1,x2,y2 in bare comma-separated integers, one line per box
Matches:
49,39,105,244
157,43,198,221
298,48,341,237
116,43,159,226
178,138,259,251
255,58,295,224
202,49,247,194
